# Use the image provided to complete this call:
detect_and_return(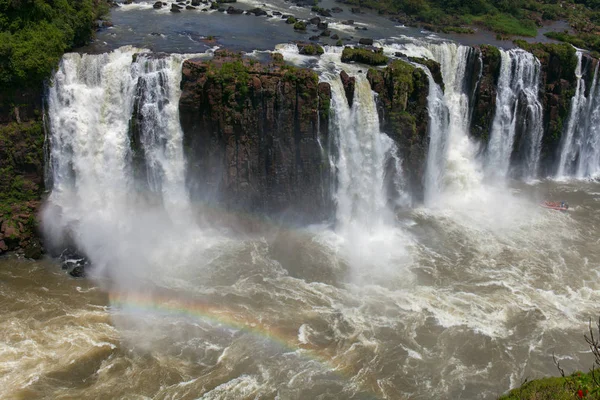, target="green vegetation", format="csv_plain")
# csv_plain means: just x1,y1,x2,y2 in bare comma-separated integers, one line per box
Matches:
332,0,600,41
341,47,389,66
293,20,307,31
0,121,44,213
468,13,537,37
501,318,600,399
513,41,578,80
499,371,594,399
285,16,297,24
298,44,324,55
0,0,110,89
545,31,600,54
440,26,475,34
206,58,252,99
